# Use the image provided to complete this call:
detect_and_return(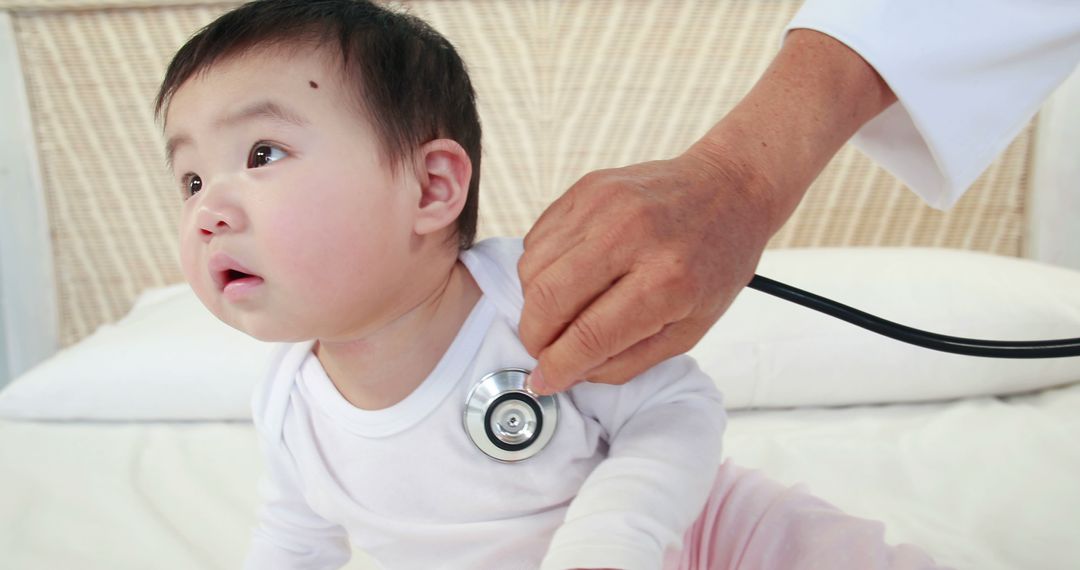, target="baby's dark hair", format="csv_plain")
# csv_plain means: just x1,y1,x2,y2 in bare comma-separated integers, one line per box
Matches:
155,0,482,249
